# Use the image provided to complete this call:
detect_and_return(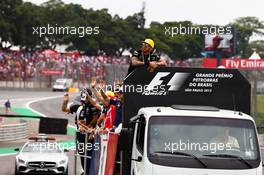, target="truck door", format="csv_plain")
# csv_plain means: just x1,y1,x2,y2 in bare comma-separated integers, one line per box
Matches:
131,117,146,175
